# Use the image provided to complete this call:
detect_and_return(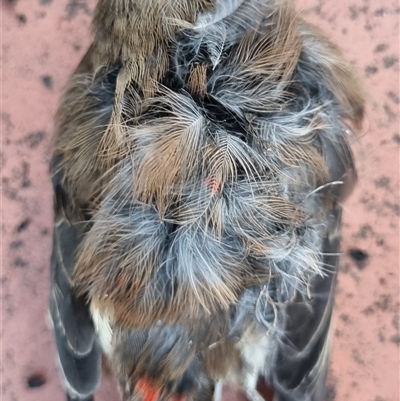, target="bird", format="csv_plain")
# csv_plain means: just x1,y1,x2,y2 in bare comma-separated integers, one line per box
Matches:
48,1,365,401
